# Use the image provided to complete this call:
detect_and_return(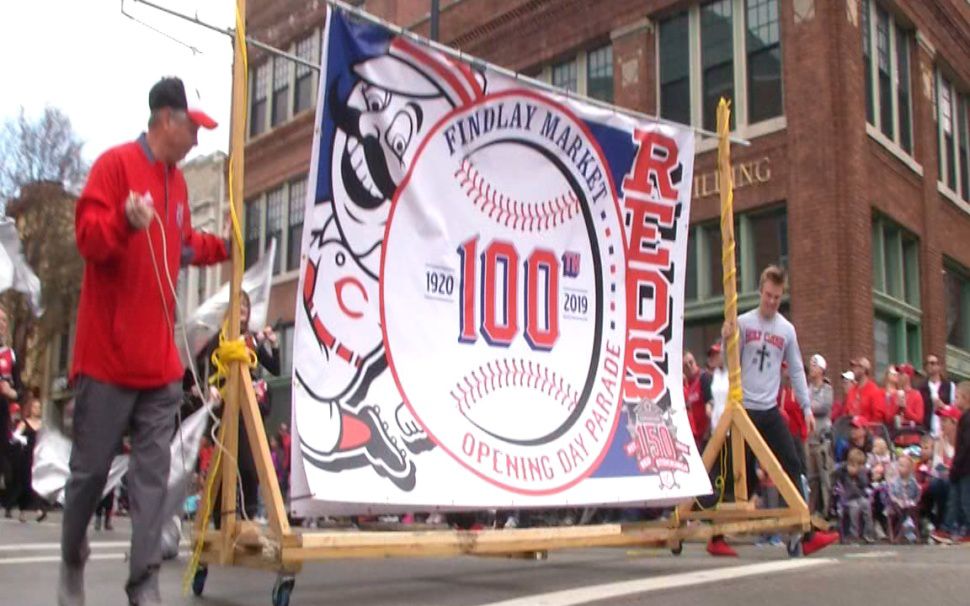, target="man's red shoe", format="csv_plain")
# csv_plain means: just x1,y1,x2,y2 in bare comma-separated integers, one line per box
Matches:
929,530,953,545
802,531,839,556
707,537,738,557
